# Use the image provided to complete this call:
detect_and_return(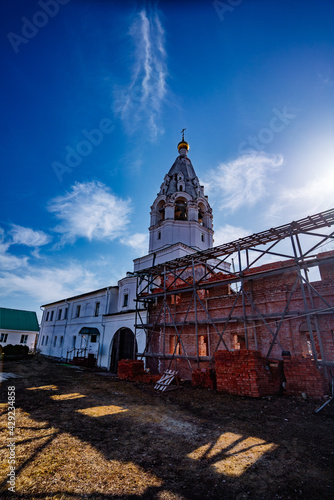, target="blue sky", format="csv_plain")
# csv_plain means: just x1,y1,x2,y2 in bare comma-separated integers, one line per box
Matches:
1,0,334,319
